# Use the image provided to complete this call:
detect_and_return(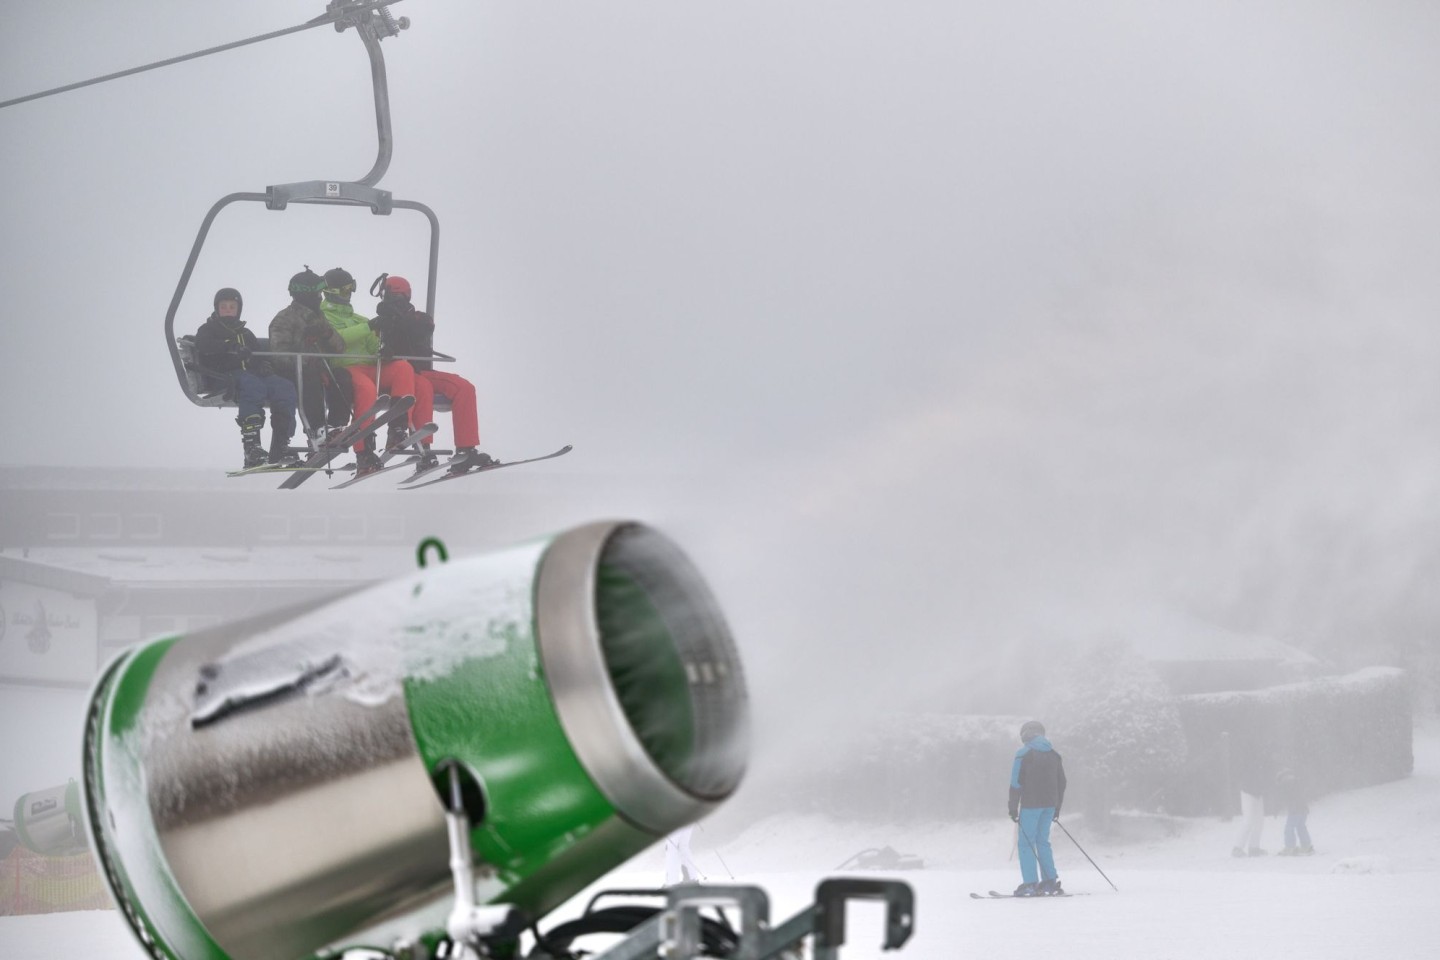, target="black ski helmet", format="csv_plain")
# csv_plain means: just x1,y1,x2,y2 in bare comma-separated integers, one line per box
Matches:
288,268,325,297
323,267,356,303
1020,720,1046,744
213,287,243,318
